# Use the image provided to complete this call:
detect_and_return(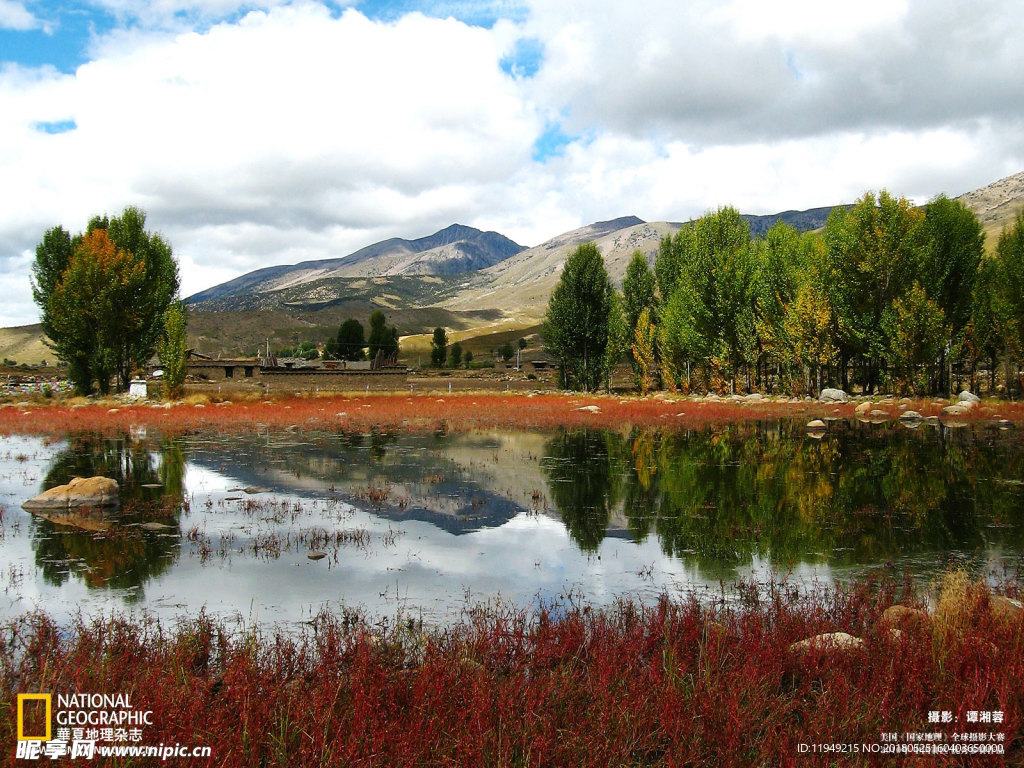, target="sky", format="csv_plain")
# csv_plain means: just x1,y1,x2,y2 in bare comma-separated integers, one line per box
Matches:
1,0,1023,327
